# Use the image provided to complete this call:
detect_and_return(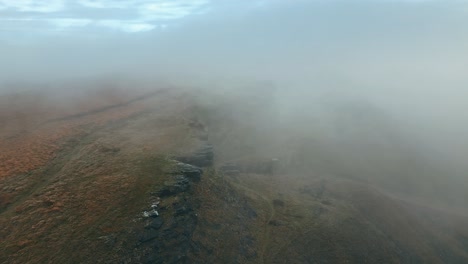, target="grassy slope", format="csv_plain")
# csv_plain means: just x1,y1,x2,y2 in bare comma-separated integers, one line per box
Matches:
0,89,196,263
